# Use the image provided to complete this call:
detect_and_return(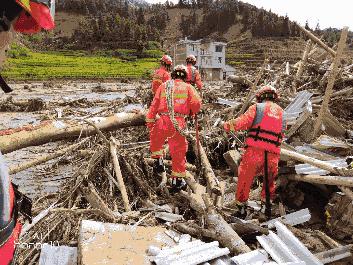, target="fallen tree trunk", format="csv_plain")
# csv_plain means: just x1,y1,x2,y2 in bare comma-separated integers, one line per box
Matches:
202,194,251,255
181,172,251,255
280,148,353,177
0,112,145,154
297,24,336,57
9,138,89,175
189,136,222,195
287,174,353,187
